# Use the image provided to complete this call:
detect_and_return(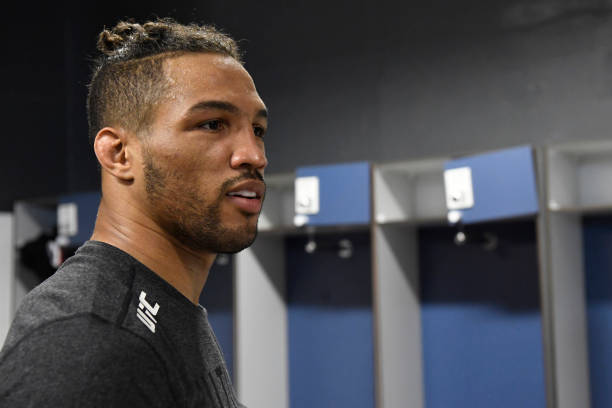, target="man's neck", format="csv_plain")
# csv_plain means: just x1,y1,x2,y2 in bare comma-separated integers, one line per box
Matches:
90,198,216,304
